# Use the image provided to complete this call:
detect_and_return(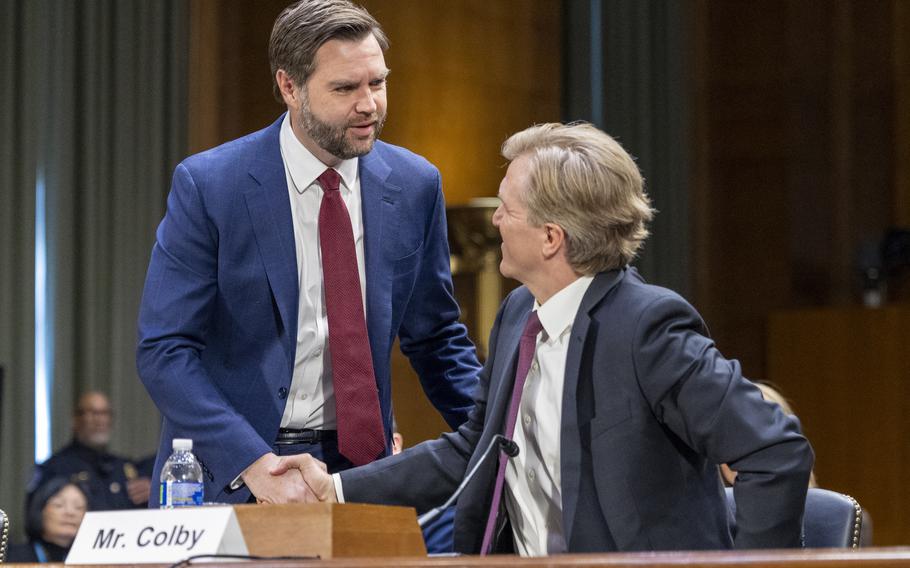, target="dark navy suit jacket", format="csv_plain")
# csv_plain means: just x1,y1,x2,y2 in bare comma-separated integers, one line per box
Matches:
137,115,480,504
341,267,814,553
